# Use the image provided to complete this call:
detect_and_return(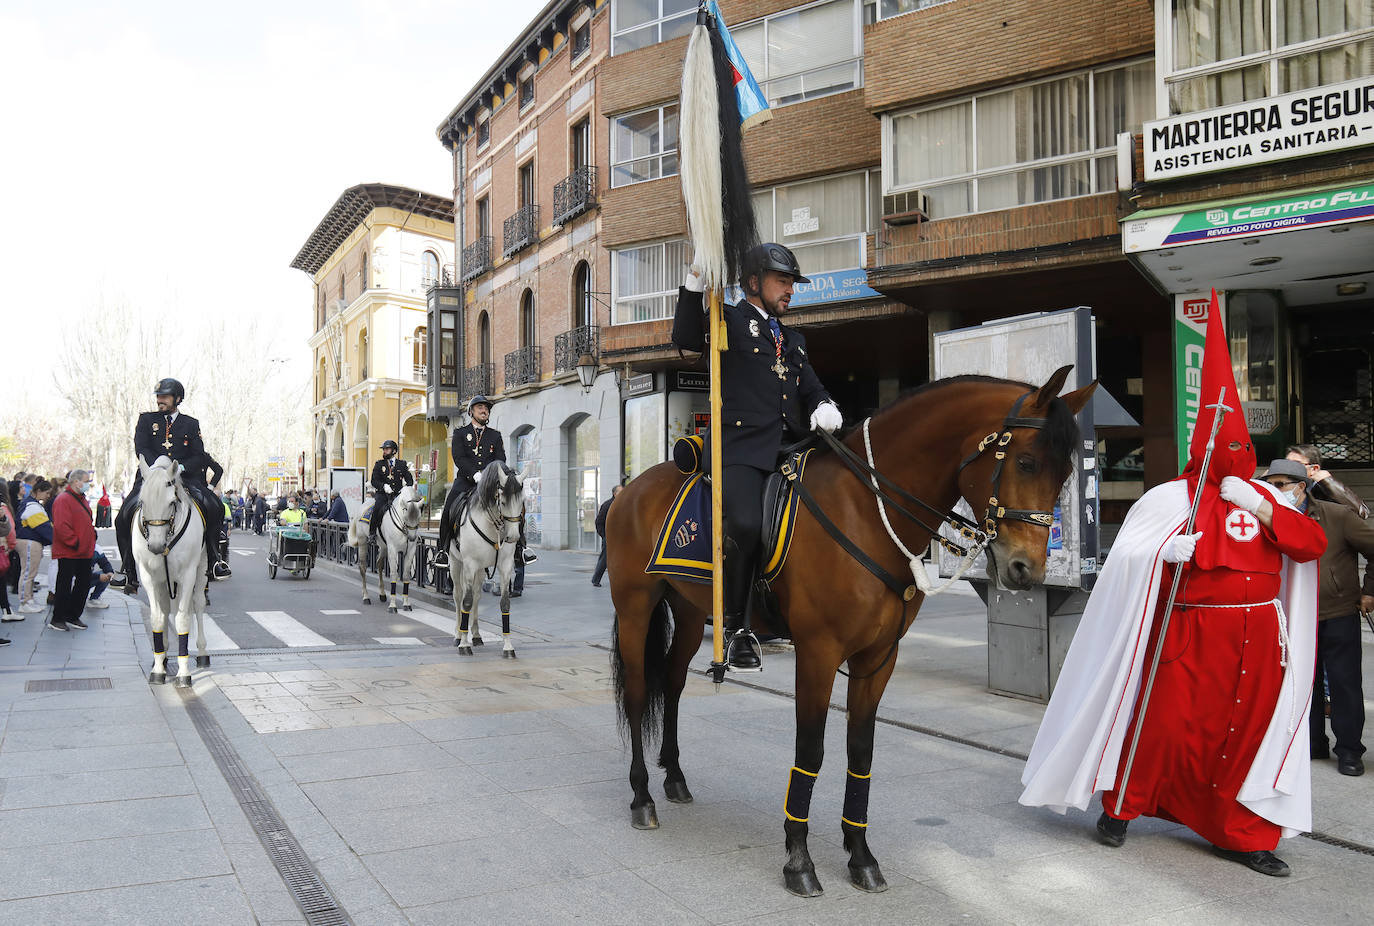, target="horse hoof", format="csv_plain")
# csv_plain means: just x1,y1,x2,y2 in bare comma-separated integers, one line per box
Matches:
363,598,372,605
459,645,473,656
195,656,211,668
472,636,484,646
388,605,398,614
173,675,193,689
783,867,824,898
380,595,388,603
663,779,694,804
848,863,888,893
403,604,413,612
631,803,660,830
502,649,516,659
148,672,167,686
